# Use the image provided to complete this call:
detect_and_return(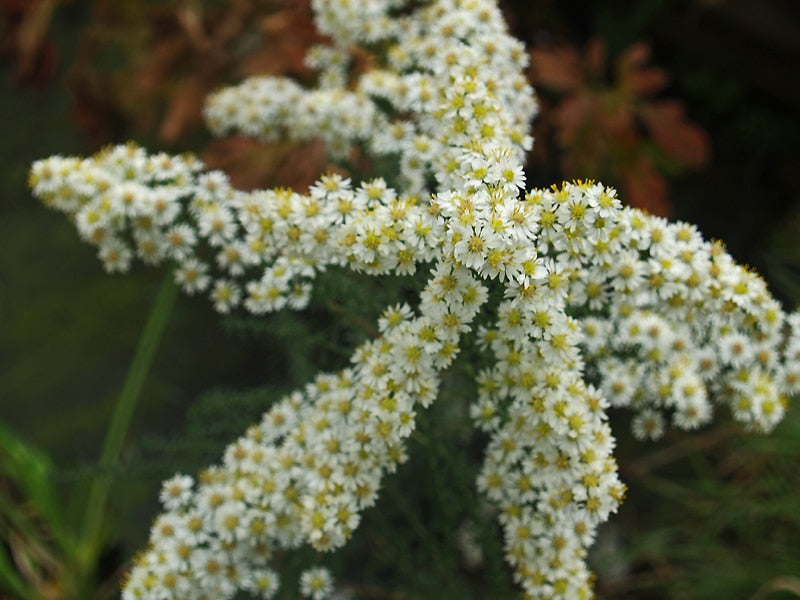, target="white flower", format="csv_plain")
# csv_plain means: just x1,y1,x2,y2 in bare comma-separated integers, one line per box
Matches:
299,566,334,600
243,568,280,599
98,239,132,273
175,258,210,294
159,473,194,511
211,279,241,313
631,409,665,441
